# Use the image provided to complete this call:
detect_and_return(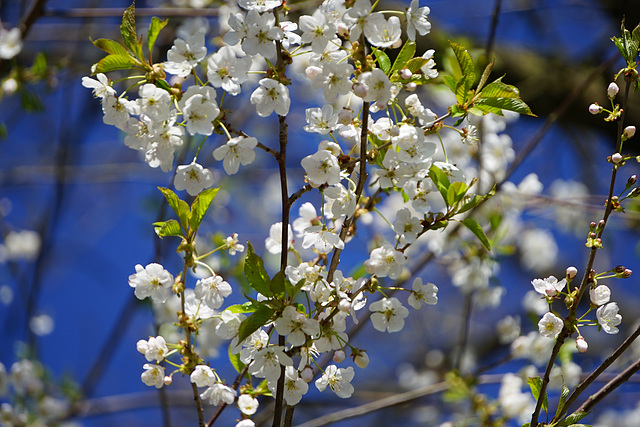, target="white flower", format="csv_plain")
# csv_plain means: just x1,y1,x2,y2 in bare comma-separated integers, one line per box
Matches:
496,315,521,344
357,68,392,105
364,245,406,279
236,420,255,427
174,162,214,196
207,46,252,96
364,15,401,48
531,276,566,297
137,336,169,362
224,233,245,255
265,222,293,254
250,78,291,117
301,149,341,187
195,274,232,310
248,346,293,381
589,285,611,306
241,10,283,59
538,312,564,339
301,228,344,254
293,202,320,236
299,11,337,54
201,383,237,405
237,394,259,415
324,184,357,218
274,306,320,346
141,364,165,389
237,0,282,12
280,366,309,405
137,83,171,121
315,365,354,398
216,310,246,339
190,365,216,387
393,208,422,243
128,263,174,303
369,297,409,332
82,73,115,99
0,27,22,59
213,135,258,175
163,34,207,77
597,302,622,334
407,277,438,309
405,0,431,41
0,229,41,261
311,61,354,102
304,105,339,134
182,94,220,136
